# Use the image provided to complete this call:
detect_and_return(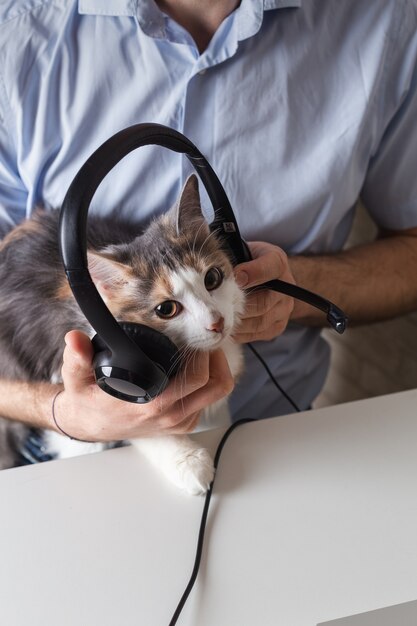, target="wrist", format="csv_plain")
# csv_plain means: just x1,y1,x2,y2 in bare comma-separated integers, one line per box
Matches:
34,383,64,431
51,388,94,442
287,256,309,319
288,255,328,326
